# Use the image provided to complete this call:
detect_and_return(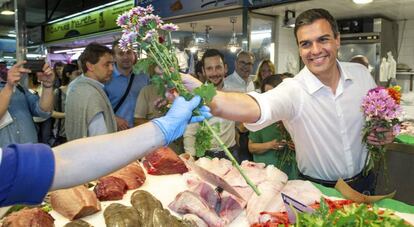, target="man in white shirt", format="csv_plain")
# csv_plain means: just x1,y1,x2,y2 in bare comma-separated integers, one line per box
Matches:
224,51,256,162
184,49,238,160
182,8,393,194
224,51,255,93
